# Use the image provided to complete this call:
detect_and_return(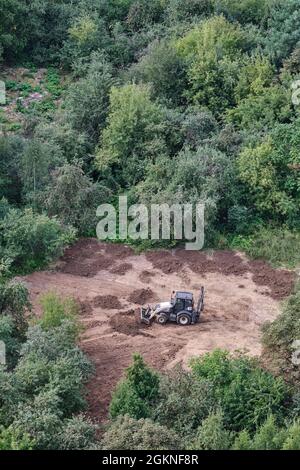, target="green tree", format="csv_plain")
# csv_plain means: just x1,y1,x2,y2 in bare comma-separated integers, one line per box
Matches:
191,350,288,432
129,39,187,106
154,367,215,438
237,120,300,223
264,0,300,65
110,354,159,419
41,163,111,236
0,280,29,338
213,0,269,25
0,208,76,272
176,15,250,115
65,53,115,141
0,135,24,204
189,410,232,450
96,83,166,187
